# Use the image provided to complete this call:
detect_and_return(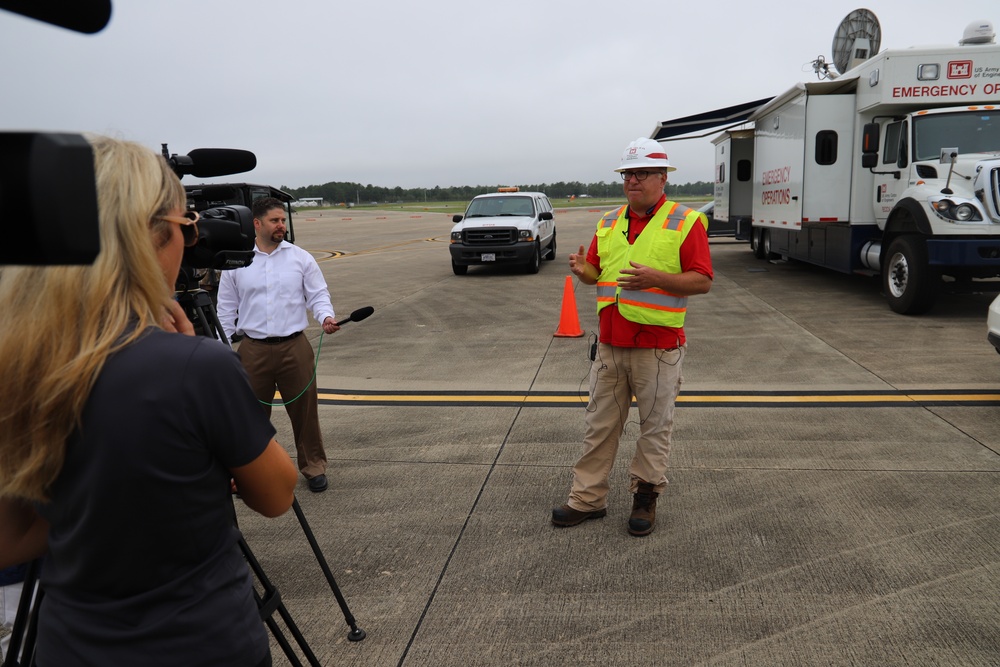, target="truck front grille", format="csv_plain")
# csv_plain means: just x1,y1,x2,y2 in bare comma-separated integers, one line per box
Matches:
991,166,1000,222
464,228,517,245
